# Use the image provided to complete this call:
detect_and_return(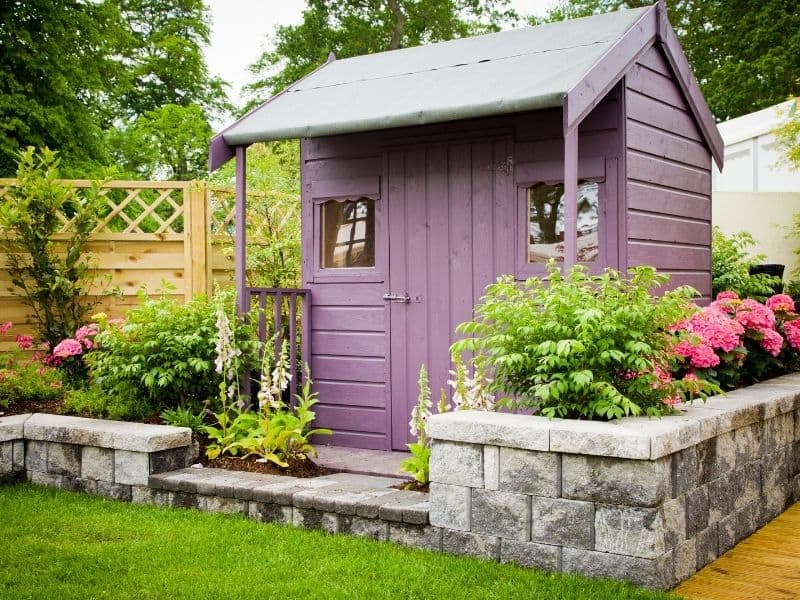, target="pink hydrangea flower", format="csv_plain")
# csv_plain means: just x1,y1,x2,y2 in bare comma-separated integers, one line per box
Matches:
15,335,33,350
675,339,720,368
758,328,784,357
52,338,83,358
683,372,699,382
716,291,739,301
0,322,11,335
783,319,800,351
75,324,100,349
766,294,795,313
682,308,744,353
735,299,776,331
